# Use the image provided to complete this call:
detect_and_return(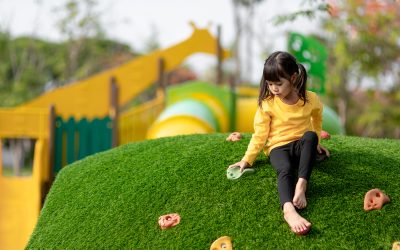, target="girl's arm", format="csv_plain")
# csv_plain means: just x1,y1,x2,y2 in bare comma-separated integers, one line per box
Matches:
241,107,271,166
312,93,330,157
311,94,323,142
